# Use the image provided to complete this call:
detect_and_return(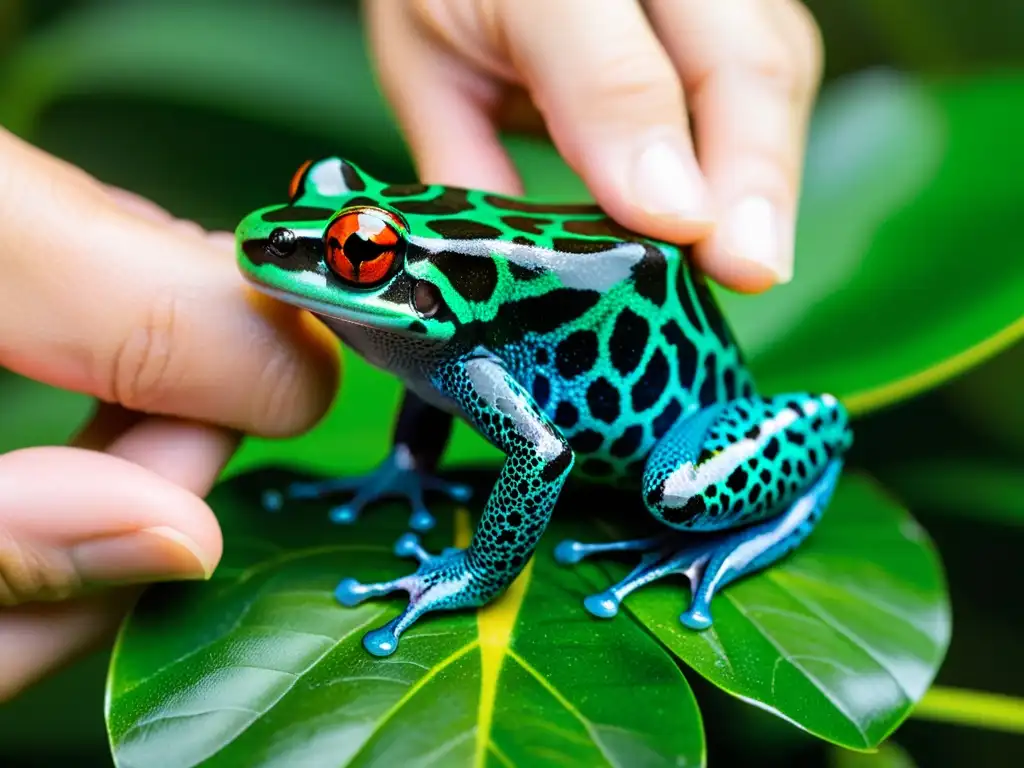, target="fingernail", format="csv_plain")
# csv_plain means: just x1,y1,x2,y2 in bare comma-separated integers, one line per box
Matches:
71,526,214,585
720,196,792,283
631,139,710,219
